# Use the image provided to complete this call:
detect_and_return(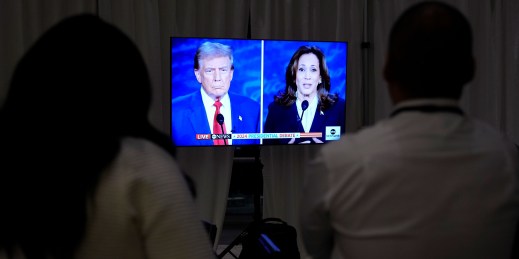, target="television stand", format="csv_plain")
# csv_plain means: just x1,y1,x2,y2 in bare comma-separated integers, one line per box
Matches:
217,146,263,258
